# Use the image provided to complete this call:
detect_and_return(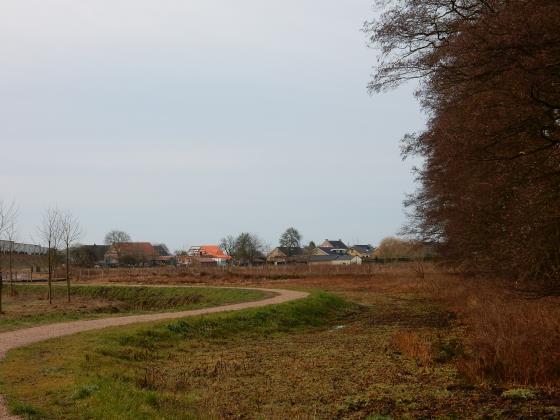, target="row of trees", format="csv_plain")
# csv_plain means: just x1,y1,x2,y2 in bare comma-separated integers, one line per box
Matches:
0,200,82,311
219,228,318,264
367,0,560,292
38,208,82,304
